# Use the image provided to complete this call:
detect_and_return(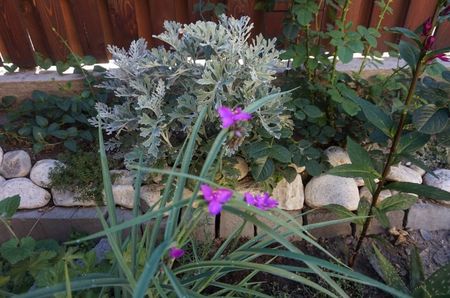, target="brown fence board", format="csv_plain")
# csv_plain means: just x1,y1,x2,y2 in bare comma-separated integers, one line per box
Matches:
150,0,177,46
70,0,107,60
369,0,410,52
0,0,35,68
35,0,82,61
106,0,139,49
19,0,52,58
134,0,153,45
0,0,449,67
